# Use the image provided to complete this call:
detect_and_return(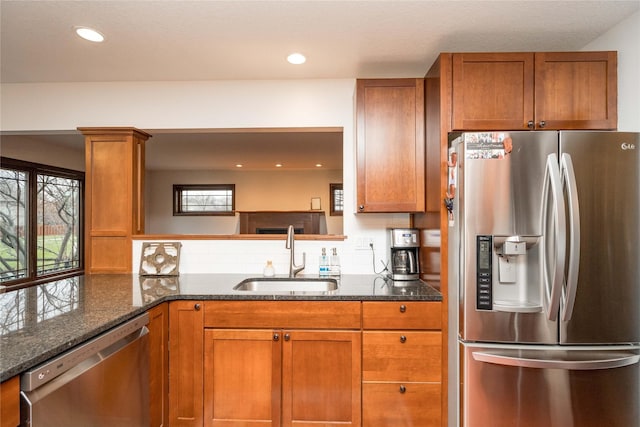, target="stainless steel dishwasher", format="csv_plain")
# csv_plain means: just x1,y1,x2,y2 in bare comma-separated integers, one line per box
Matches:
20,313,150,427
